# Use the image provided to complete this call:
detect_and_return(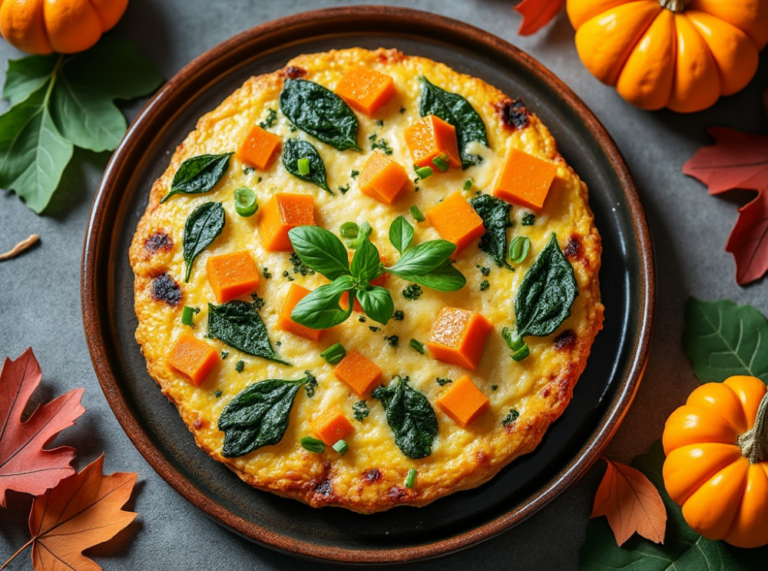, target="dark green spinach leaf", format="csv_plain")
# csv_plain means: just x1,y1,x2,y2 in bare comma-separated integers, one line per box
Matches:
471,193,513,269
291,276,354,329
207,300,290,365
279,79,360,151
183,201,225,282
372,376,438,459
356,285,394,325
162,152,233,203
288,226,350,281
282,138,331,193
